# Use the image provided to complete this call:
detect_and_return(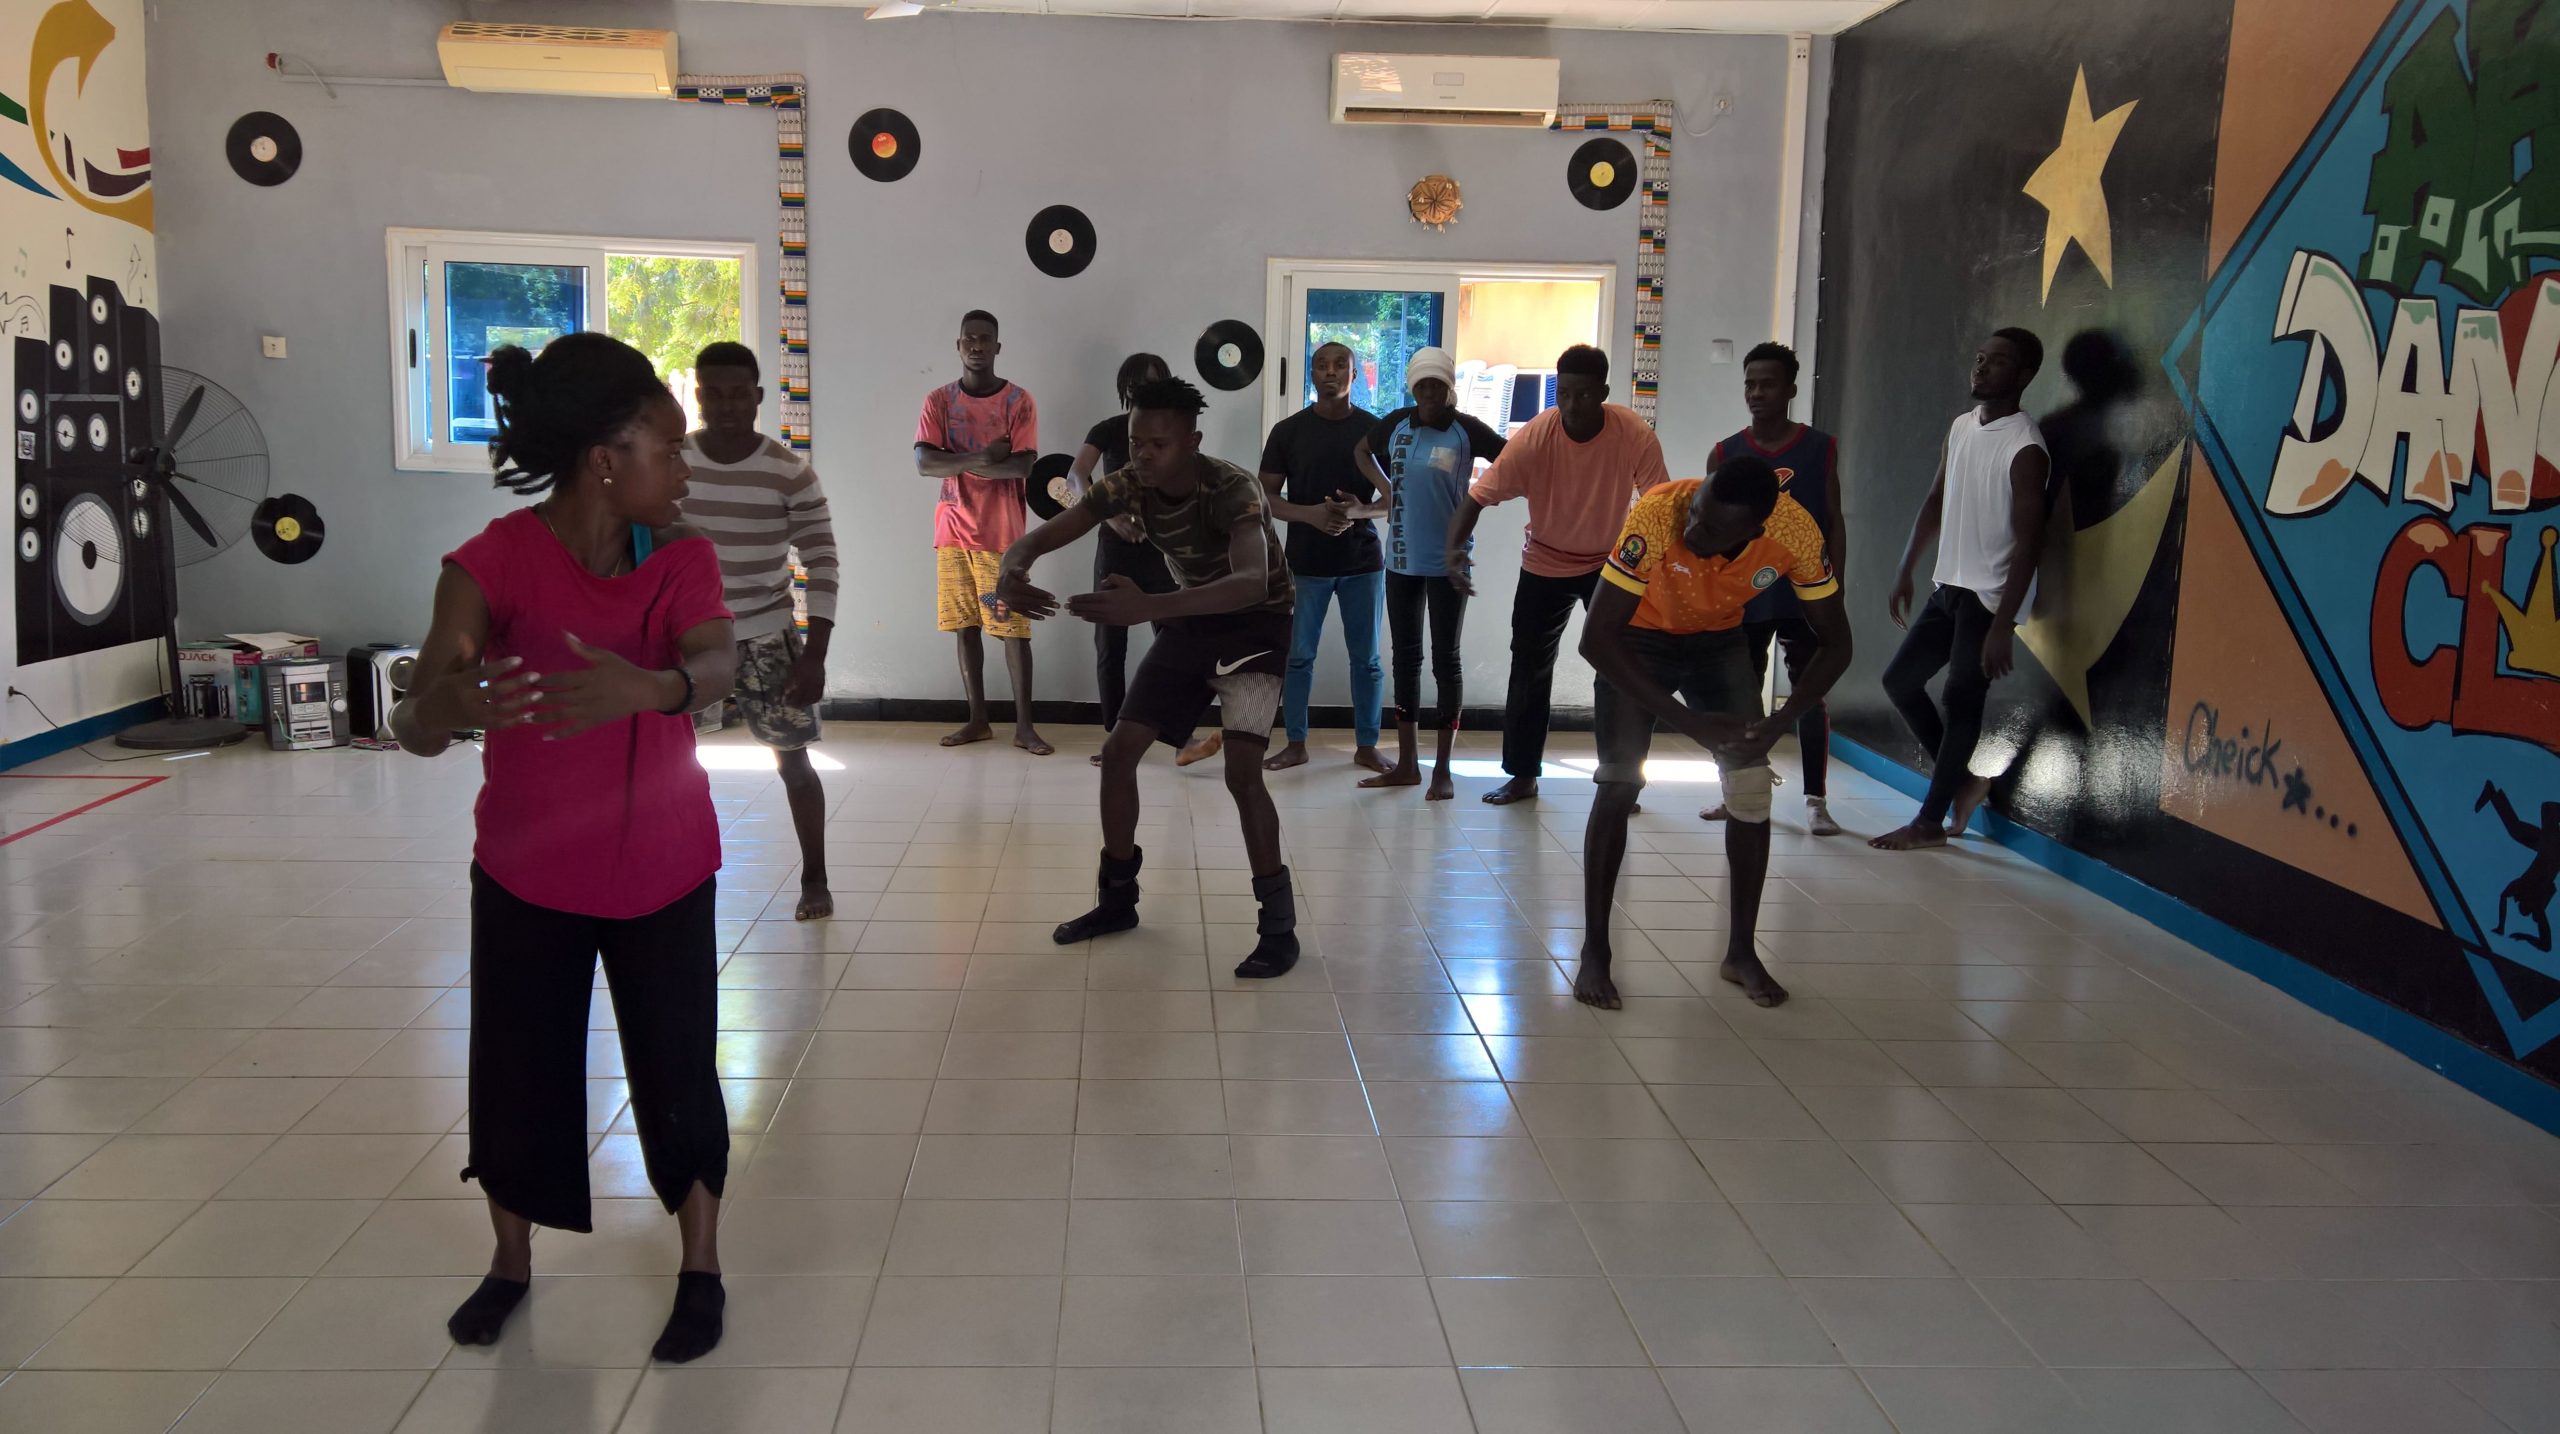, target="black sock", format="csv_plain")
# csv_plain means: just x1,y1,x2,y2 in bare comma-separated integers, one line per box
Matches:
1054,847,1143,944
1232,866,1299,980
446,1275,528,1347
652,1270,725,1363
